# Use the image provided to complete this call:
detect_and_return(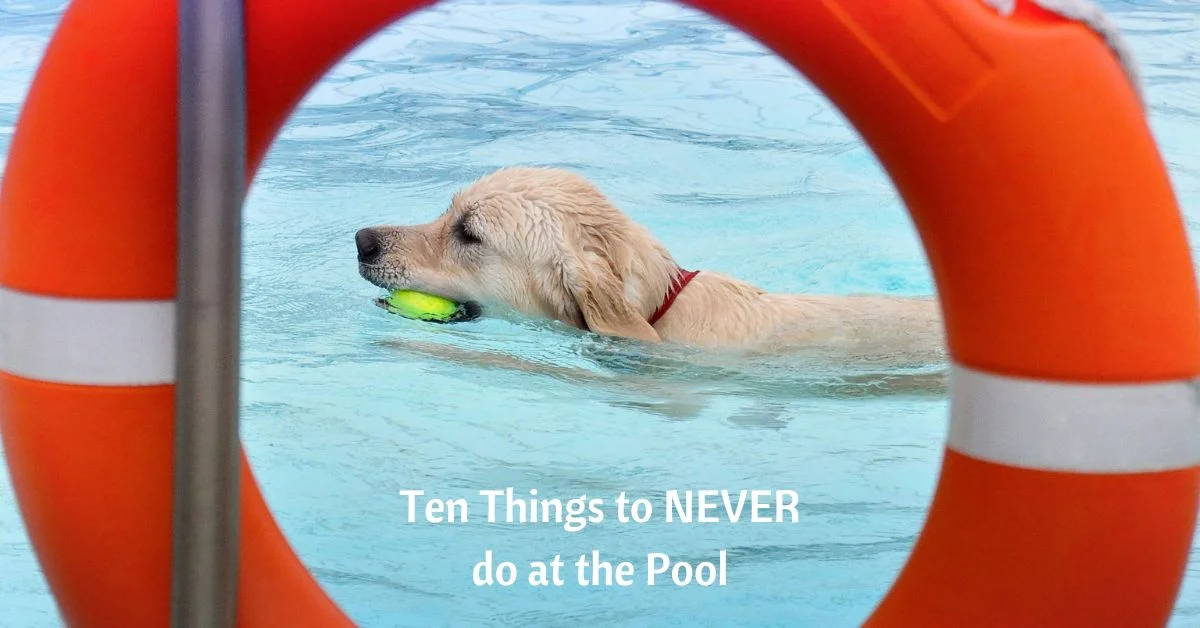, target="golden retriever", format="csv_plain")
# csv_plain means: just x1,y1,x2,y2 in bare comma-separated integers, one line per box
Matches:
355,167,945,367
